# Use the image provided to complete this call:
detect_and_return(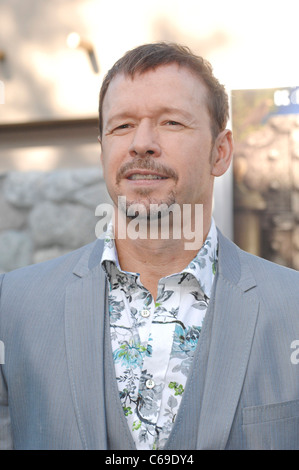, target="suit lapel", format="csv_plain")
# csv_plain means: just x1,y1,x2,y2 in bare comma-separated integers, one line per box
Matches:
64,241,108,450
197,232,260,449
